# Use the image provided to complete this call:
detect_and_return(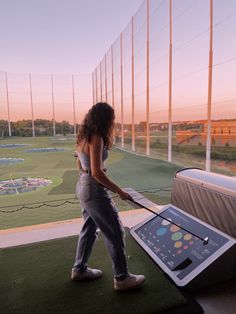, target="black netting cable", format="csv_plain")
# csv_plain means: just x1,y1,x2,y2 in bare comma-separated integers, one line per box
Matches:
0,187,172,213
0,198,79,213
